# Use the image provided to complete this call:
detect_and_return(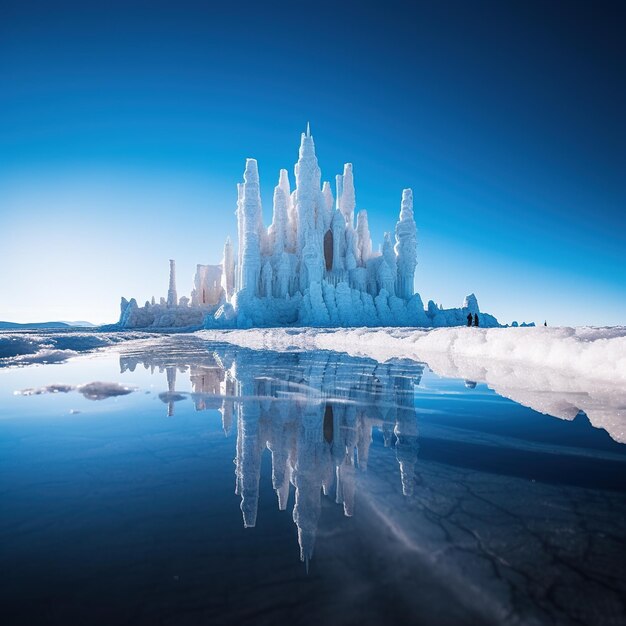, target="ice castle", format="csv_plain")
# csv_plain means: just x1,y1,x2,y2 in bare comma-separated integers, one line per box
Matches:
118,125,498,328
